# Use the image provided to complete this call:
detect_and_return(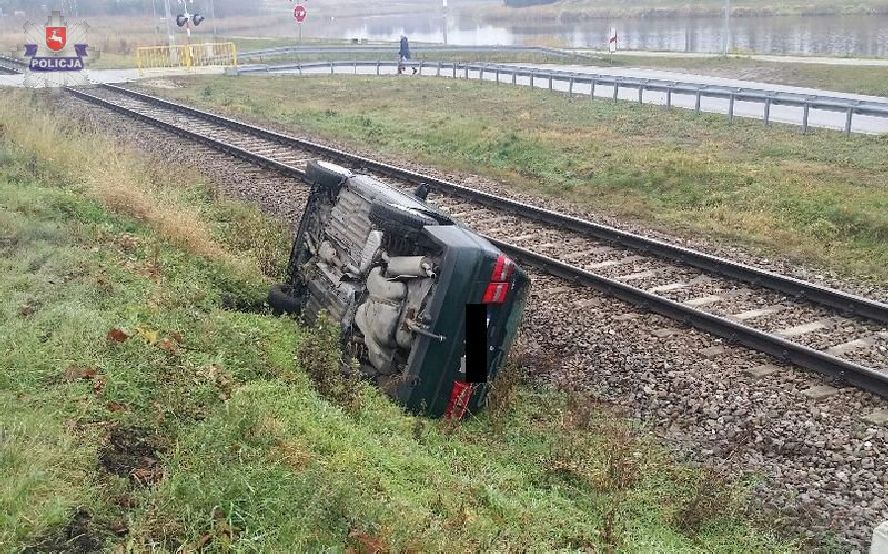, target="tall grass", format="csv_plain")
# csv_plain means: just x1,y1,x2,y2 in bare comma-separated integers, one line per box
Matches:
0,91,248,273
